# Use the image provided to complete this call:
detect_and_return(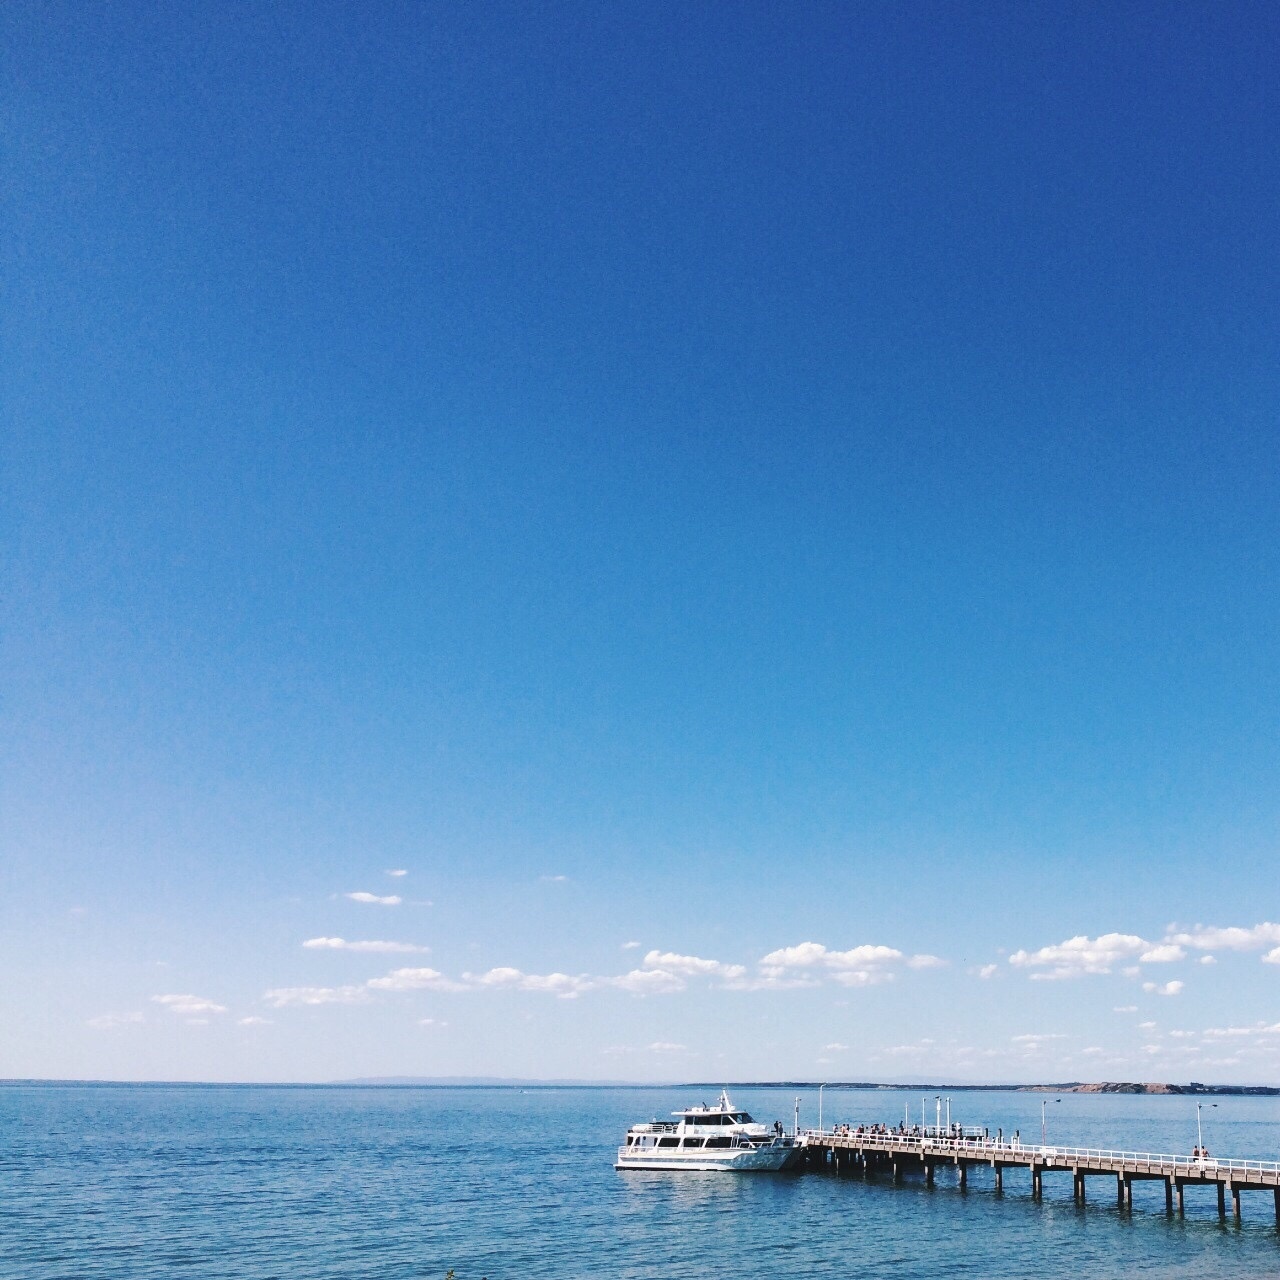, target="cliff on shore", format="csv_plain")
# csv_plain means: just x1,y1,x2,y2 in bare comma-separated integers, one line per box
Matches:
1020,1081,1279,1096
